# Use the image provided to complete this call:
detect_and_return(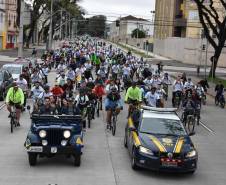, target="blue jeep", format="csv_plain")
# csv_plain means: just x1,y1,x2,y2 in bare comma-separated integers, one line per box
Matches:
24,114,84,166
